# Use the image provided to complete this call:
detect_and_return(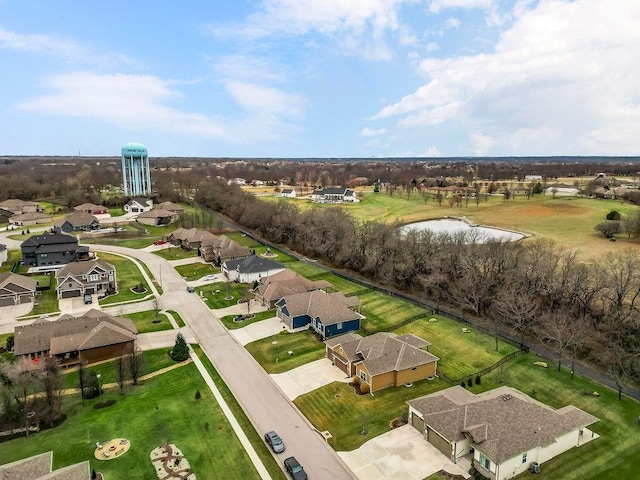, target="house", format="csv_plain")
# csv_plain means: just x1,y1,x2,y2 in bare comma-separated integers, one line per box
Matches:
0,243,7,265
311,187,359,203
10,212,52,226
0,198,42,215
13,309,137,365
74,202,109,216
228,178,246,186
254,269,332,308
407,386,598,480
55,260,116,299
280,188,297,198
156,201,185,214
136,208,180,226
167,228,217,250
545,184,580,197
0,273,37,307
52,210,100,234
222,255,285,283
325,332,438,392
0,207,14,224
124,197,153,213
0,452,90,480
21,233,84,267
276,290,362,339
200,234,250,264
